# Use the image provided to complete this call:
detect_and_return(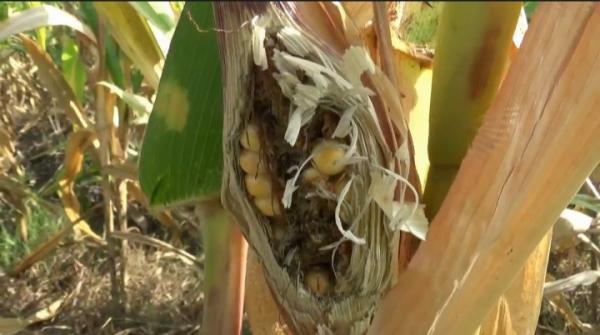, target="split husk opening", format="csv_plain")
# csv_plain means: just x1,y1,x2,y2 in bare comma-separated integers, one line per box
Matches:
216,3,424,334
